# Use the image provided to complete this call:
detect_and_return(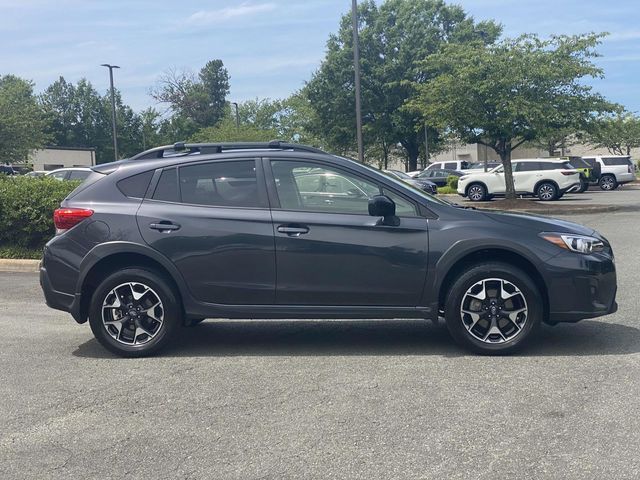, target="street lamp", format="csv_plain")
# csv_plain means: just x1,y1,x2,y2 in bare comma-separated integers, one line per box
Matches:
231,102,240,131
351,0,364,163
101,64,120,161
